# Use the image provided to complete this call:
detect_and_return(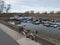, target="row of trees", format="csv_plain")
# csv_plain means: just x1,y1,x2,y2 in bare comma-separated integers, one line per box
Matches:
0,0,11,14
24,11,60,14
